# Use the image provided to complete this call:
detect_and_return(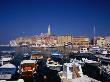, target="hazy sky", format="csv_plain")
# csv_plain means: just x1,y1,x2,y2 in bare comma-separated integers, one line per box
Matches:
0,0,110,43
